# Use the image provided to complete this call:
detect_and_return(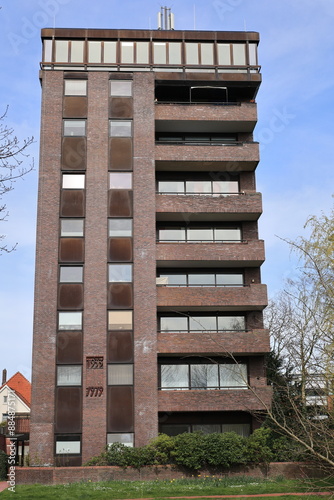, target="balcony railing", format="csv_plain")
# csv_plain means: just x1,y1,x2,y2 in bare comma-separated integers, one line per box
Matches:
157,191,241,196
157,239,245,243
